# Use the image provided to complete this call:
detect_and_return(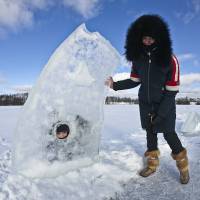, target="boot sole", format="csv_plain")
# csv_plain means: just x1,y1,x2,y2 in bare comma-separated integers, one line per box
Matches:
139,169,156,177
